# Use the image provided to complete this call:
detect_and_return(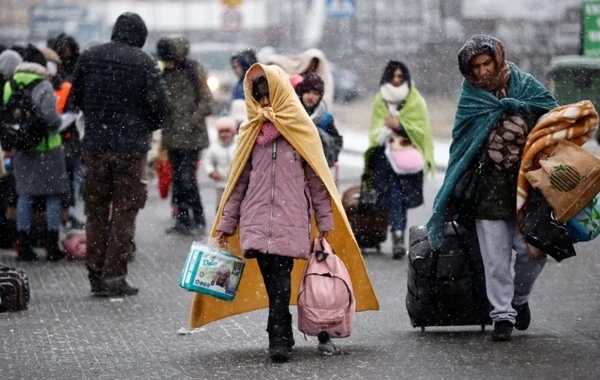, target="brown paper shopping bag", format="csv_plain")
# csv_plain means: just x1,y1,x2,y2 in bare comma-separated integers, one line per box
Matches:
525,140,600,223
